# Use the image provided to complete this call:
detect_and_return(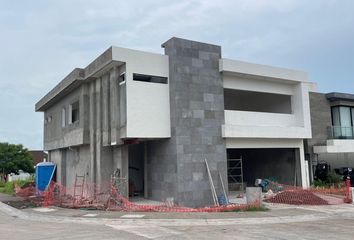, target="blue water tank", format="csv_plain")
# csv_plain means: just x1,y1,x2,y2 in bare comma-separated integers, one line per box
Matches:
35,162,56,192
